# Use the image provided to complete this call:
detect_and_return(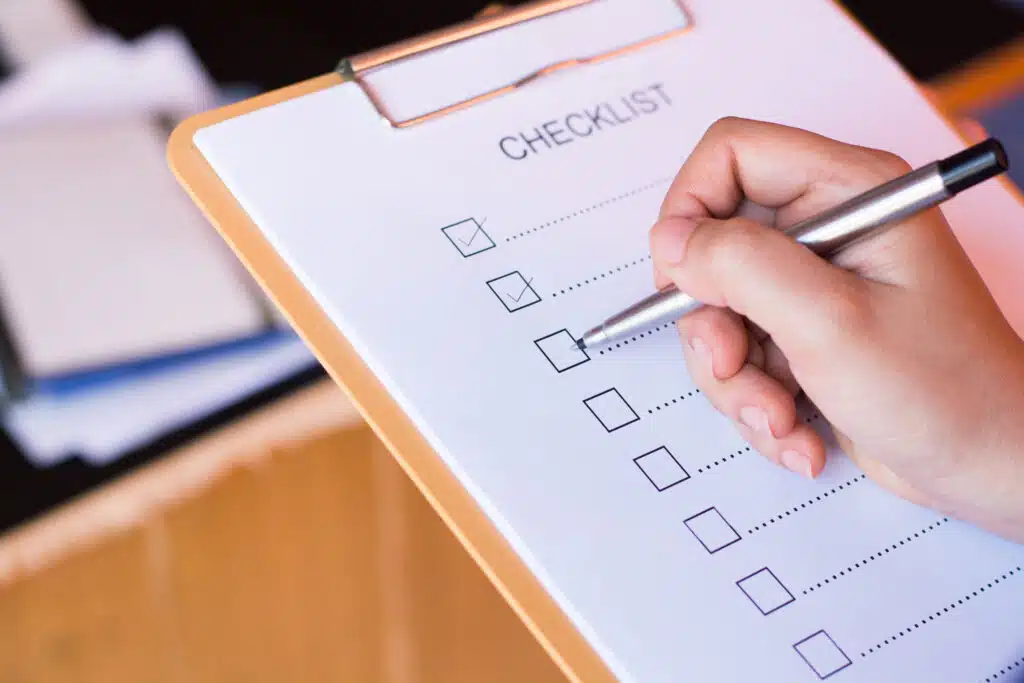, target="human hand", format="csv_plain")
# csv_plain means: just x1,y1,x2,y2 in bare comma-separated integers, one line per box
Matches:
649,117,1024,542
